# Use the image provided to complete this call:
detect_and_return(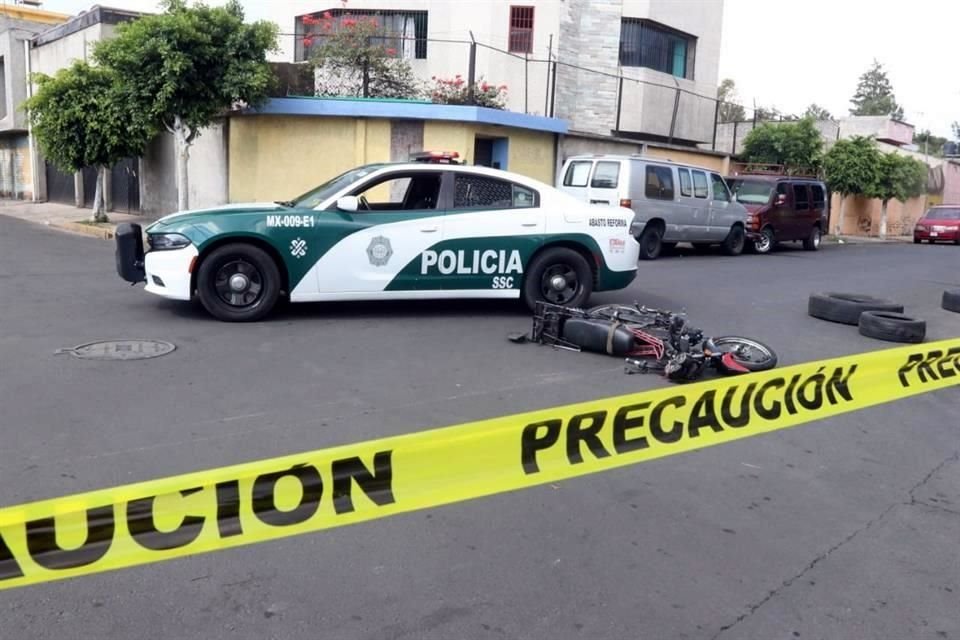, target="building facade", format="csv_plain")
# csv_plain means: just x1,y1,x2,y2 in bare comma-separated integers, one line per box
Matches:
285,0,724,146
